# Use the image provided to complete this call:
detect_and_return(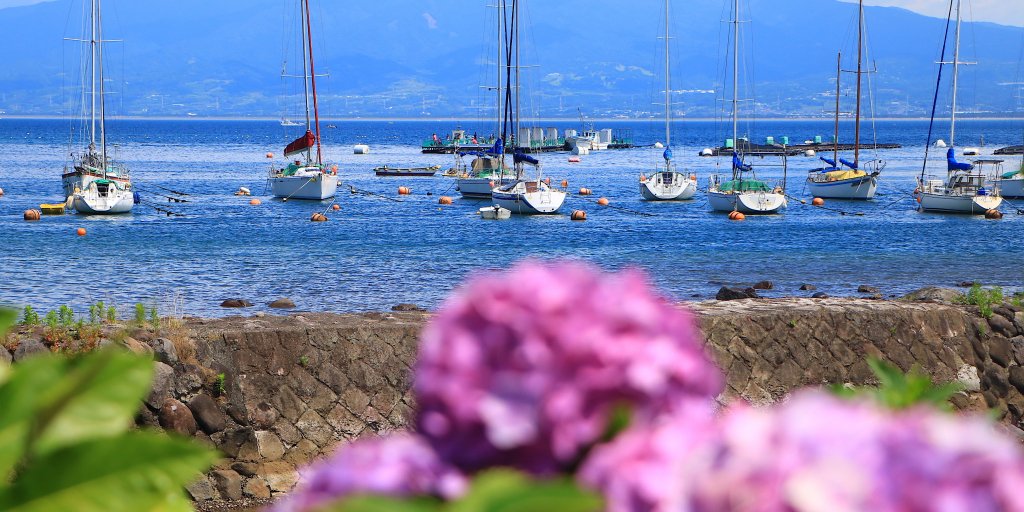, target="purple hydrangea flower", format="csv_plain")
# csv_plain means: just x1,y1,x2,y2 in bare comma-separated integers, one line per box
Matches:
274,433,466,512
415,260,722,474
581,390,1024,512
